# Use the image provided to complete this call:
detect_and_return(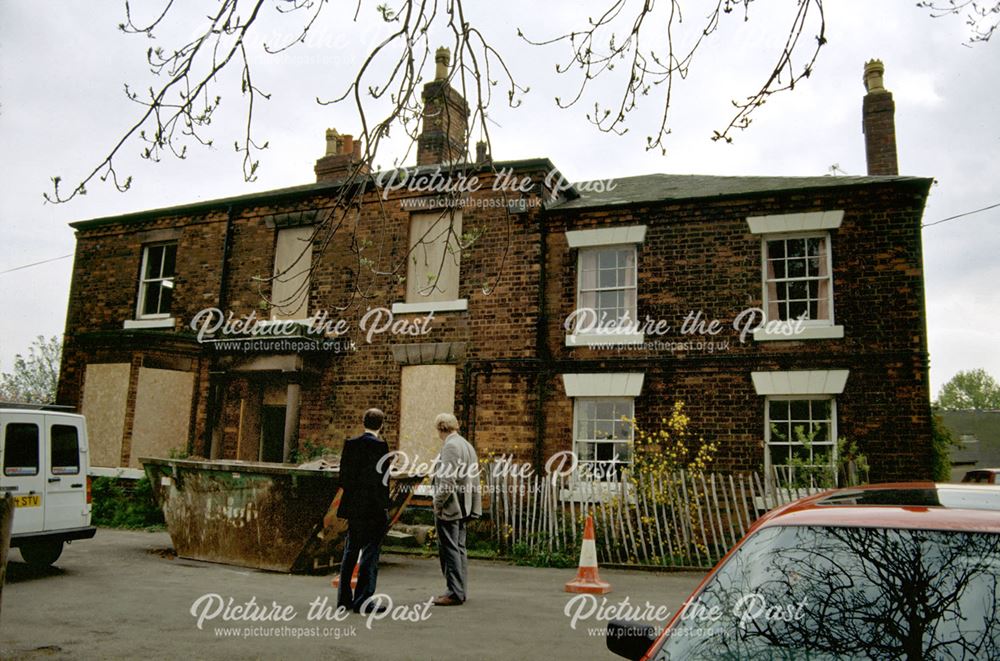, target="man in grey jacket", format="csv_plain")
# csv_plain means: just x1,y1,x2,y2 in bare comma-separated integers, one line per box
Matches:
431,413,483,606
